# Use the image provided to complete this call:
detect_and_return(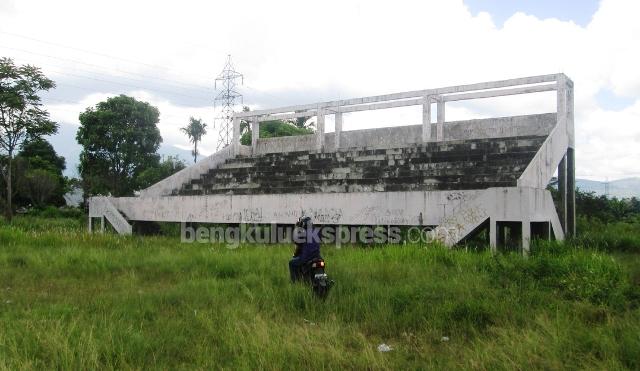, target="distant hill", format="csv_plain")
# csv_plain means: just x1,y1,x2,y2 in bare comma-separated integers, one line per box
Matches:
158,144,193,165
577,178,640,199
